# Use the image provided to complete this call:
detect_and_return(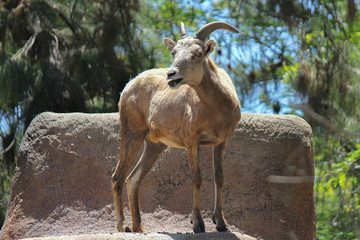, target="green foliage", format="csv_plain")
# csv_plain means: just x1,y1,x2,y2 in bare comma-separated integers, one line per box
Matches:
137,0,205,67
0,165,12,228
315,141,360,240
207,1,360,238
0,0,148,226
